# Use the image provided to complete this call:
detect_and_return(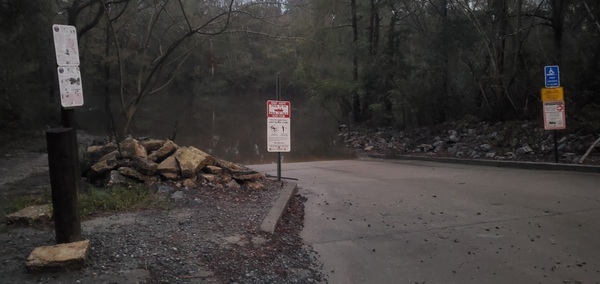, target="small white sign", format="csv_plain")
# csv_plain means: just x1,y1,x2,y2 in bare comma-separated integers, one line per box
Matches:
52,24,80,67
57,66,84,107
267,118,291,152
543,100,566,130
267,100,291,152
